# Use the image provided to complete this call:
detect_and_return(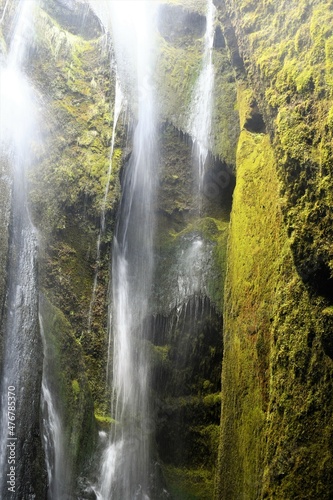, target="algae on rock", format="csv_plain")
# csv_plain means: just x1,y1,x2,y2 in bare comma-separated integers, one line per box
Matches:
28,1,125,422
215,3,333,495
156,2,239,164
150,123,231,499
